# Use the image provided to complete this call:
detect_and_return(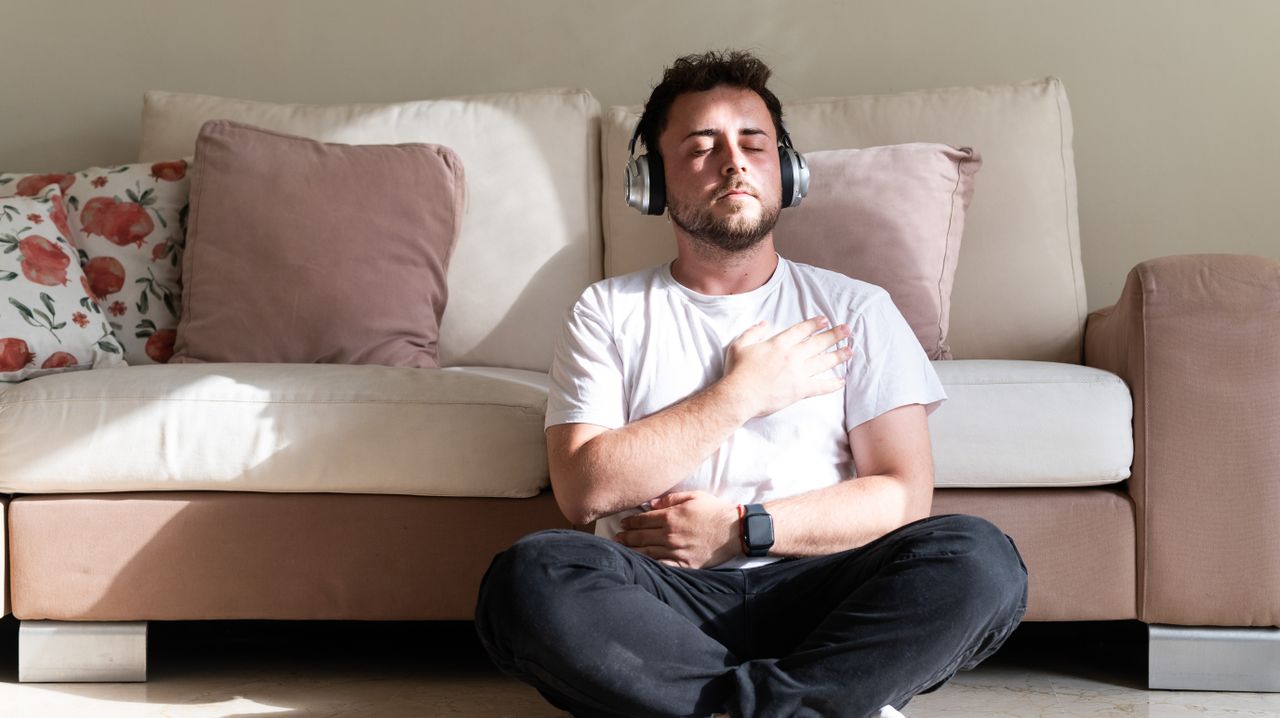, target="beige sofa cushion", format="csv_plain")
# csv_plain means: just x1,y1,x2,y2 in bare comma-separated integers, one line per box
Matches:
602,77,1085,363
930,360,1133,488
0,365,549,497
138,88,603,372
0,359,1127,495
